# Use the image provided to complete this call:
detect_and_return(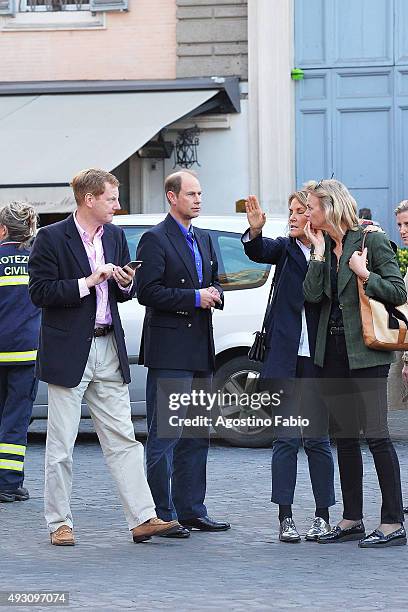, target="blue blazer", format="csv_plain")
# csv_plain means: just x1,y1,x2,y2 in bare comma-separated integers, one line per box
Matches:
243,232,320,378
28,215,134,387
136,213,223,372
